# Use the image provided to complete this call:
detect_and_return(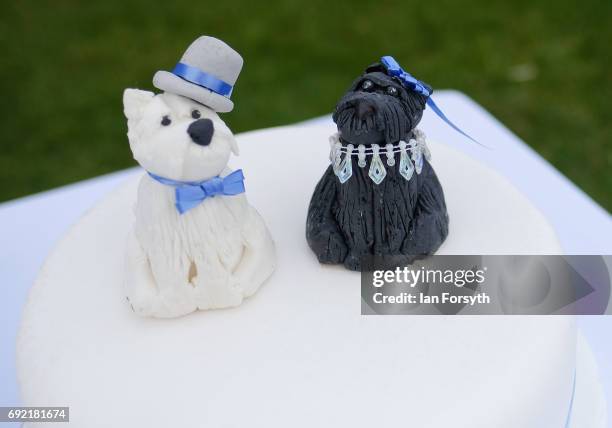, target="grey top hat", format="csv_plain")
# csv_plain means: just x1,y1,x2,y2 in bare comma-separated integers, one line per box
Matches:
153,36,243,113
